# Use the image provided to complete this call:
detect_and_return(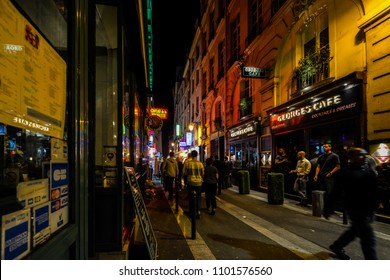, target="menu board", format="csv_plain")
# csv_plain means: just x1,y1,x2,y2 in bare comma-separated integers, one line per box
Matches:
0,0,66,139
124,167,157,260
